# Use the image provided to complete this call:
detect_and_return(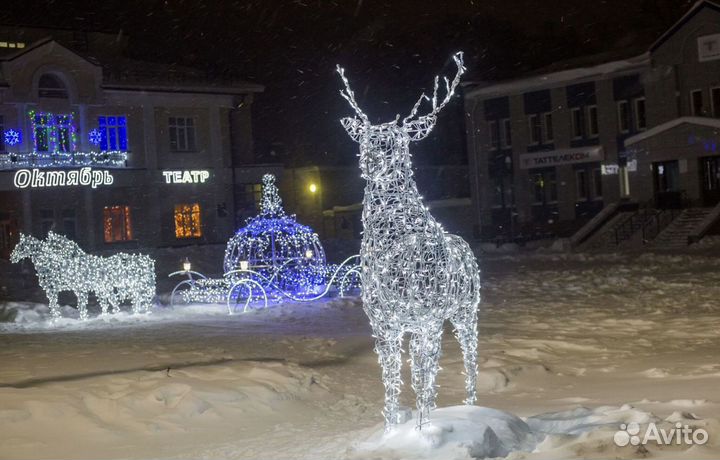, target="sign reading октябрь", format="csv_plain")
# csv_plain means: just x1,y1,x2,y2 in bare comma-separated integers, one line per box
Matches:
13,168,114,189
